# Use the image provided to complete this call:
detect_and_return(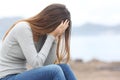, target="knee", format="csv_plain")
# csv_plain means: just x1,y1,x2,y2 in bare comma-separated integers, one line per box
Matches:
57,63,72,71
58,63,70,68
49,64,63,73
